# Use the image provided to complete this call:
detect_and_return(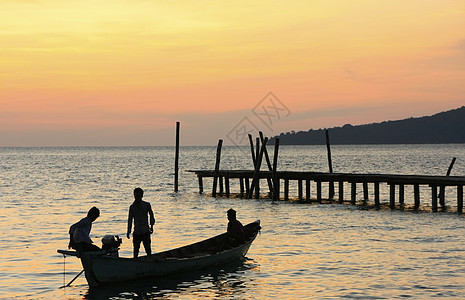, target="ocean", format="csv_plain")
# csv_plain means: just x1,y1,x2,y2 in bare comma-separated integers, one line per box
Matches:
1,145,465,299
